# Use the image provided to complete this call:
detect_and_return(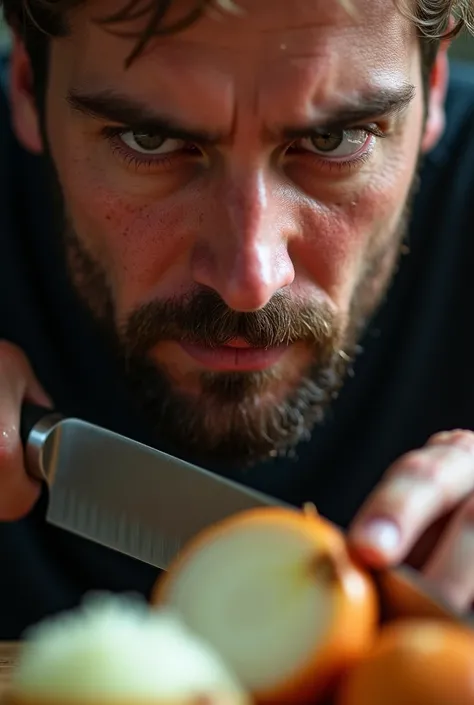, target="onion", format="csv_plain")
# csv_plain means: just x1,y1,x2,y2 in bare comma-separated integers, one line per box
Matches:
155,505,378,704
10,593,249,705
